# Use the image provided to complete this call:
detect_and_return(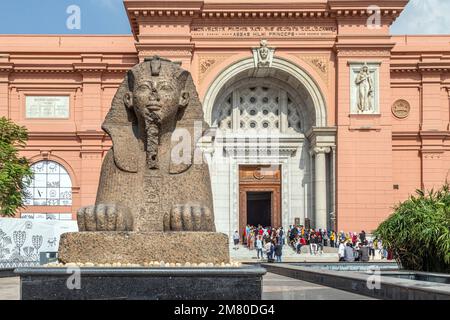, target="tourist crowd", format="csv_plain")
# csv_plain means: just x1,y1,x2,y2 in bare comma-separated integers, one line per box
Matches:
233,225,286,262
232,225,392,263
